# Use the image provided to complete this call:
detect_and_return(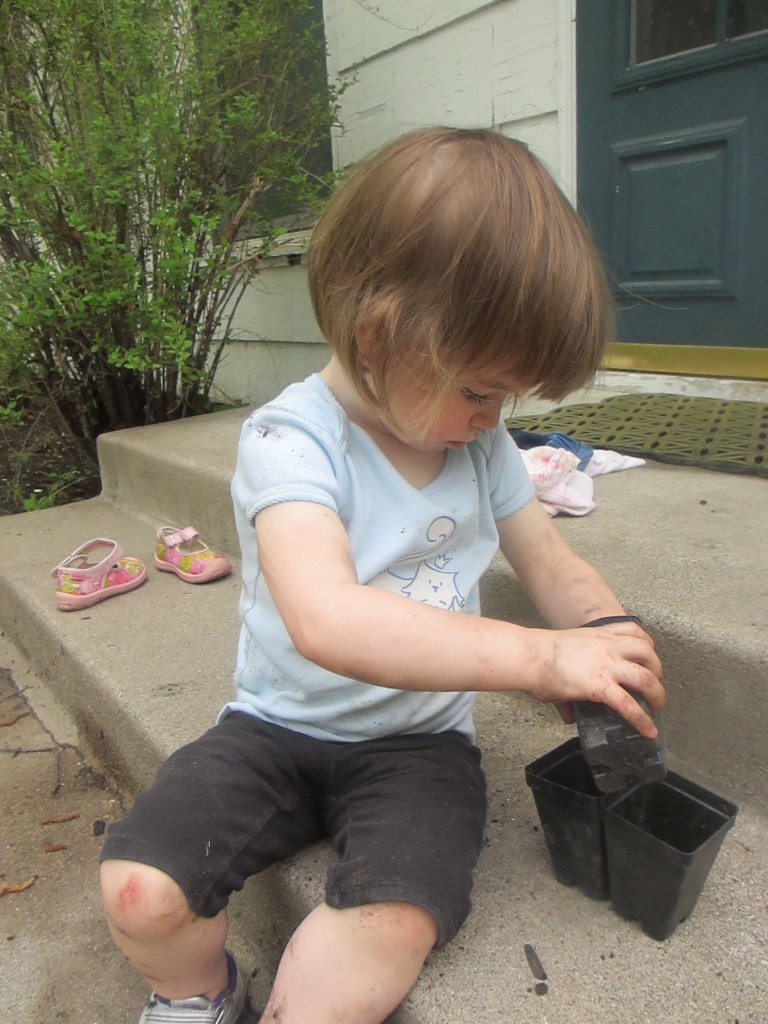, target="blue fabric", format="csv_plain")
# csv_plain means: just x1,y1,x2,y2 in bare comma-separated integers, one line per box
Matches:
508,427,594,471
547,432,594,470
508,428,549,450
226,374,535,743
